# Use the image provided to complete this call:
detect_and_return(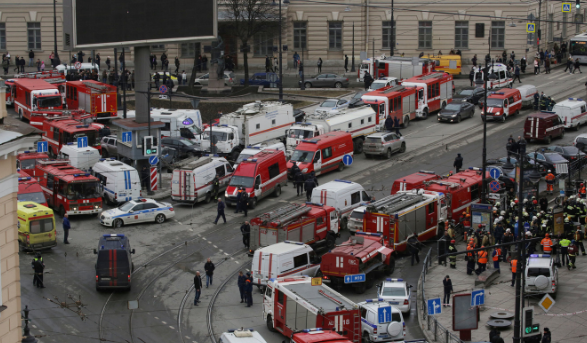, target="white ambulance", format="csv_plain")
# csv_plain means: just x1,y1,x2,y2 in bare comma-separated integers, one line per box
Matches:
126,108,204,142
171,156,234,204
58,145,101,172
92,158,141,205
310,180,372,230
551,98,587,130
